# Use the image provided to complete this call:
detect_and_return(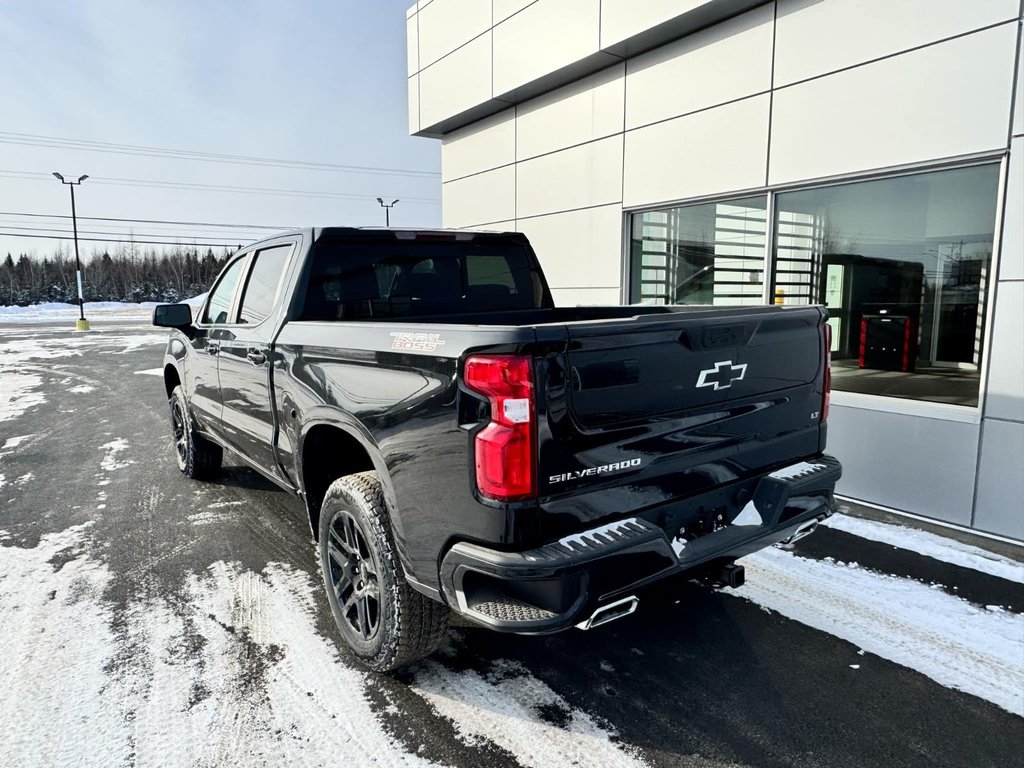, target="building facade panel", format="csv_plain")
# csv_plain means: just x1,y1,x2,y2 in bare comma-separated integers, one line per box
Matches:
1015,23,1024,138
549,286,622,305
441,108,516,181
623,94,769,207
1001,138,1024,281
441,165,516,228
493,0,606,96
624,4,773,130
985,279,1024,424
515,64,625,161
418,32,494,129
827,405,981,526
407,74,420,134
416,0,492,69
770,24,1018,186
516,134,623,218
494,0,536,25
406,13,419,76
974,418,1024,538
409,0,1024,540
600,0,716,49
773,0,1020,87
514,204,623,289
